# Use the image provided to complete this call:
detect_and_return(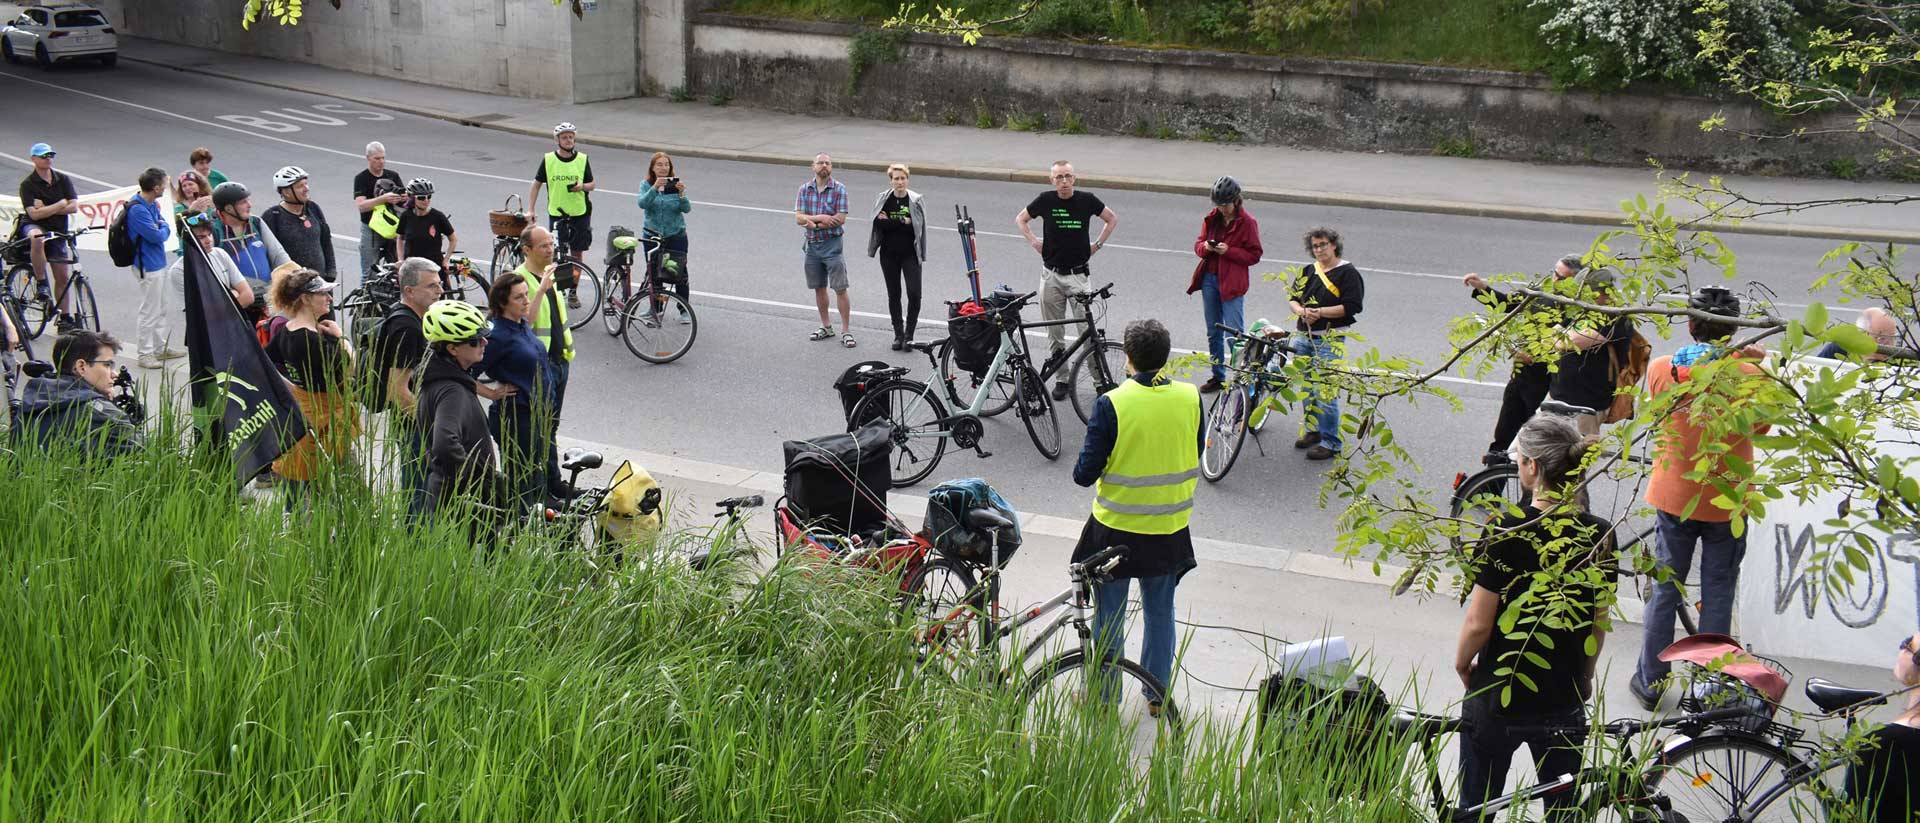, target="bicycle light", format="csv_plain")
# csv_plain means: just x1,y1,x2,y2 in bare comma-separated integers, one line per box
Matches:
1452,471,1466,490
